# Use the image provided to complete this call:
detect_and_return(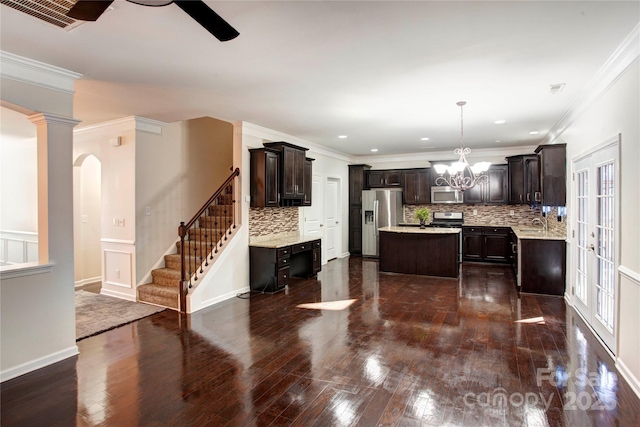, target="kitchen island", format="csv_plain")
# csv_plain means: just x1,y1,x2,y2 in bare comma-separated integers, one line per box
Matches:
379,226,461,278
